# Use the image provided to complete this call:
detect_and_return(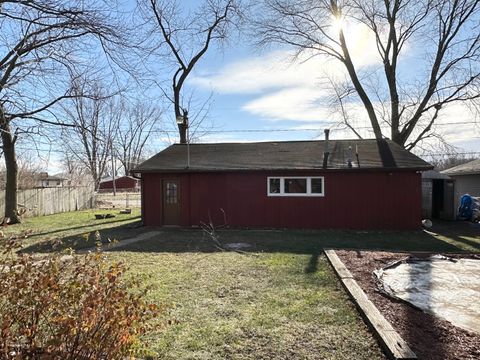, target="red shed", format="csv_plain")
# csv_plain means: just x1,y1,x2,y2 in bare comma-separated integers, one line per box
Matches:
133,139,432,230
98,175,140,192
